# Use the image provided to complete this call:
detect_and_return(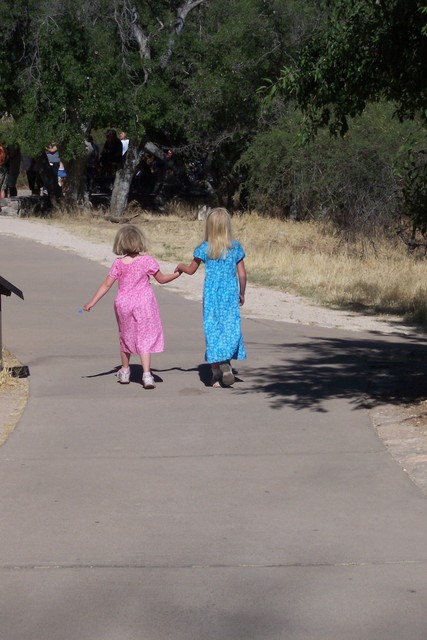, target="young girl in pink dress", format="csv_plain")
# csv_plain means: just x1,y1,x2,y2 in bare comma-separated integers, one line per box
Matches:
83,225,180,388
